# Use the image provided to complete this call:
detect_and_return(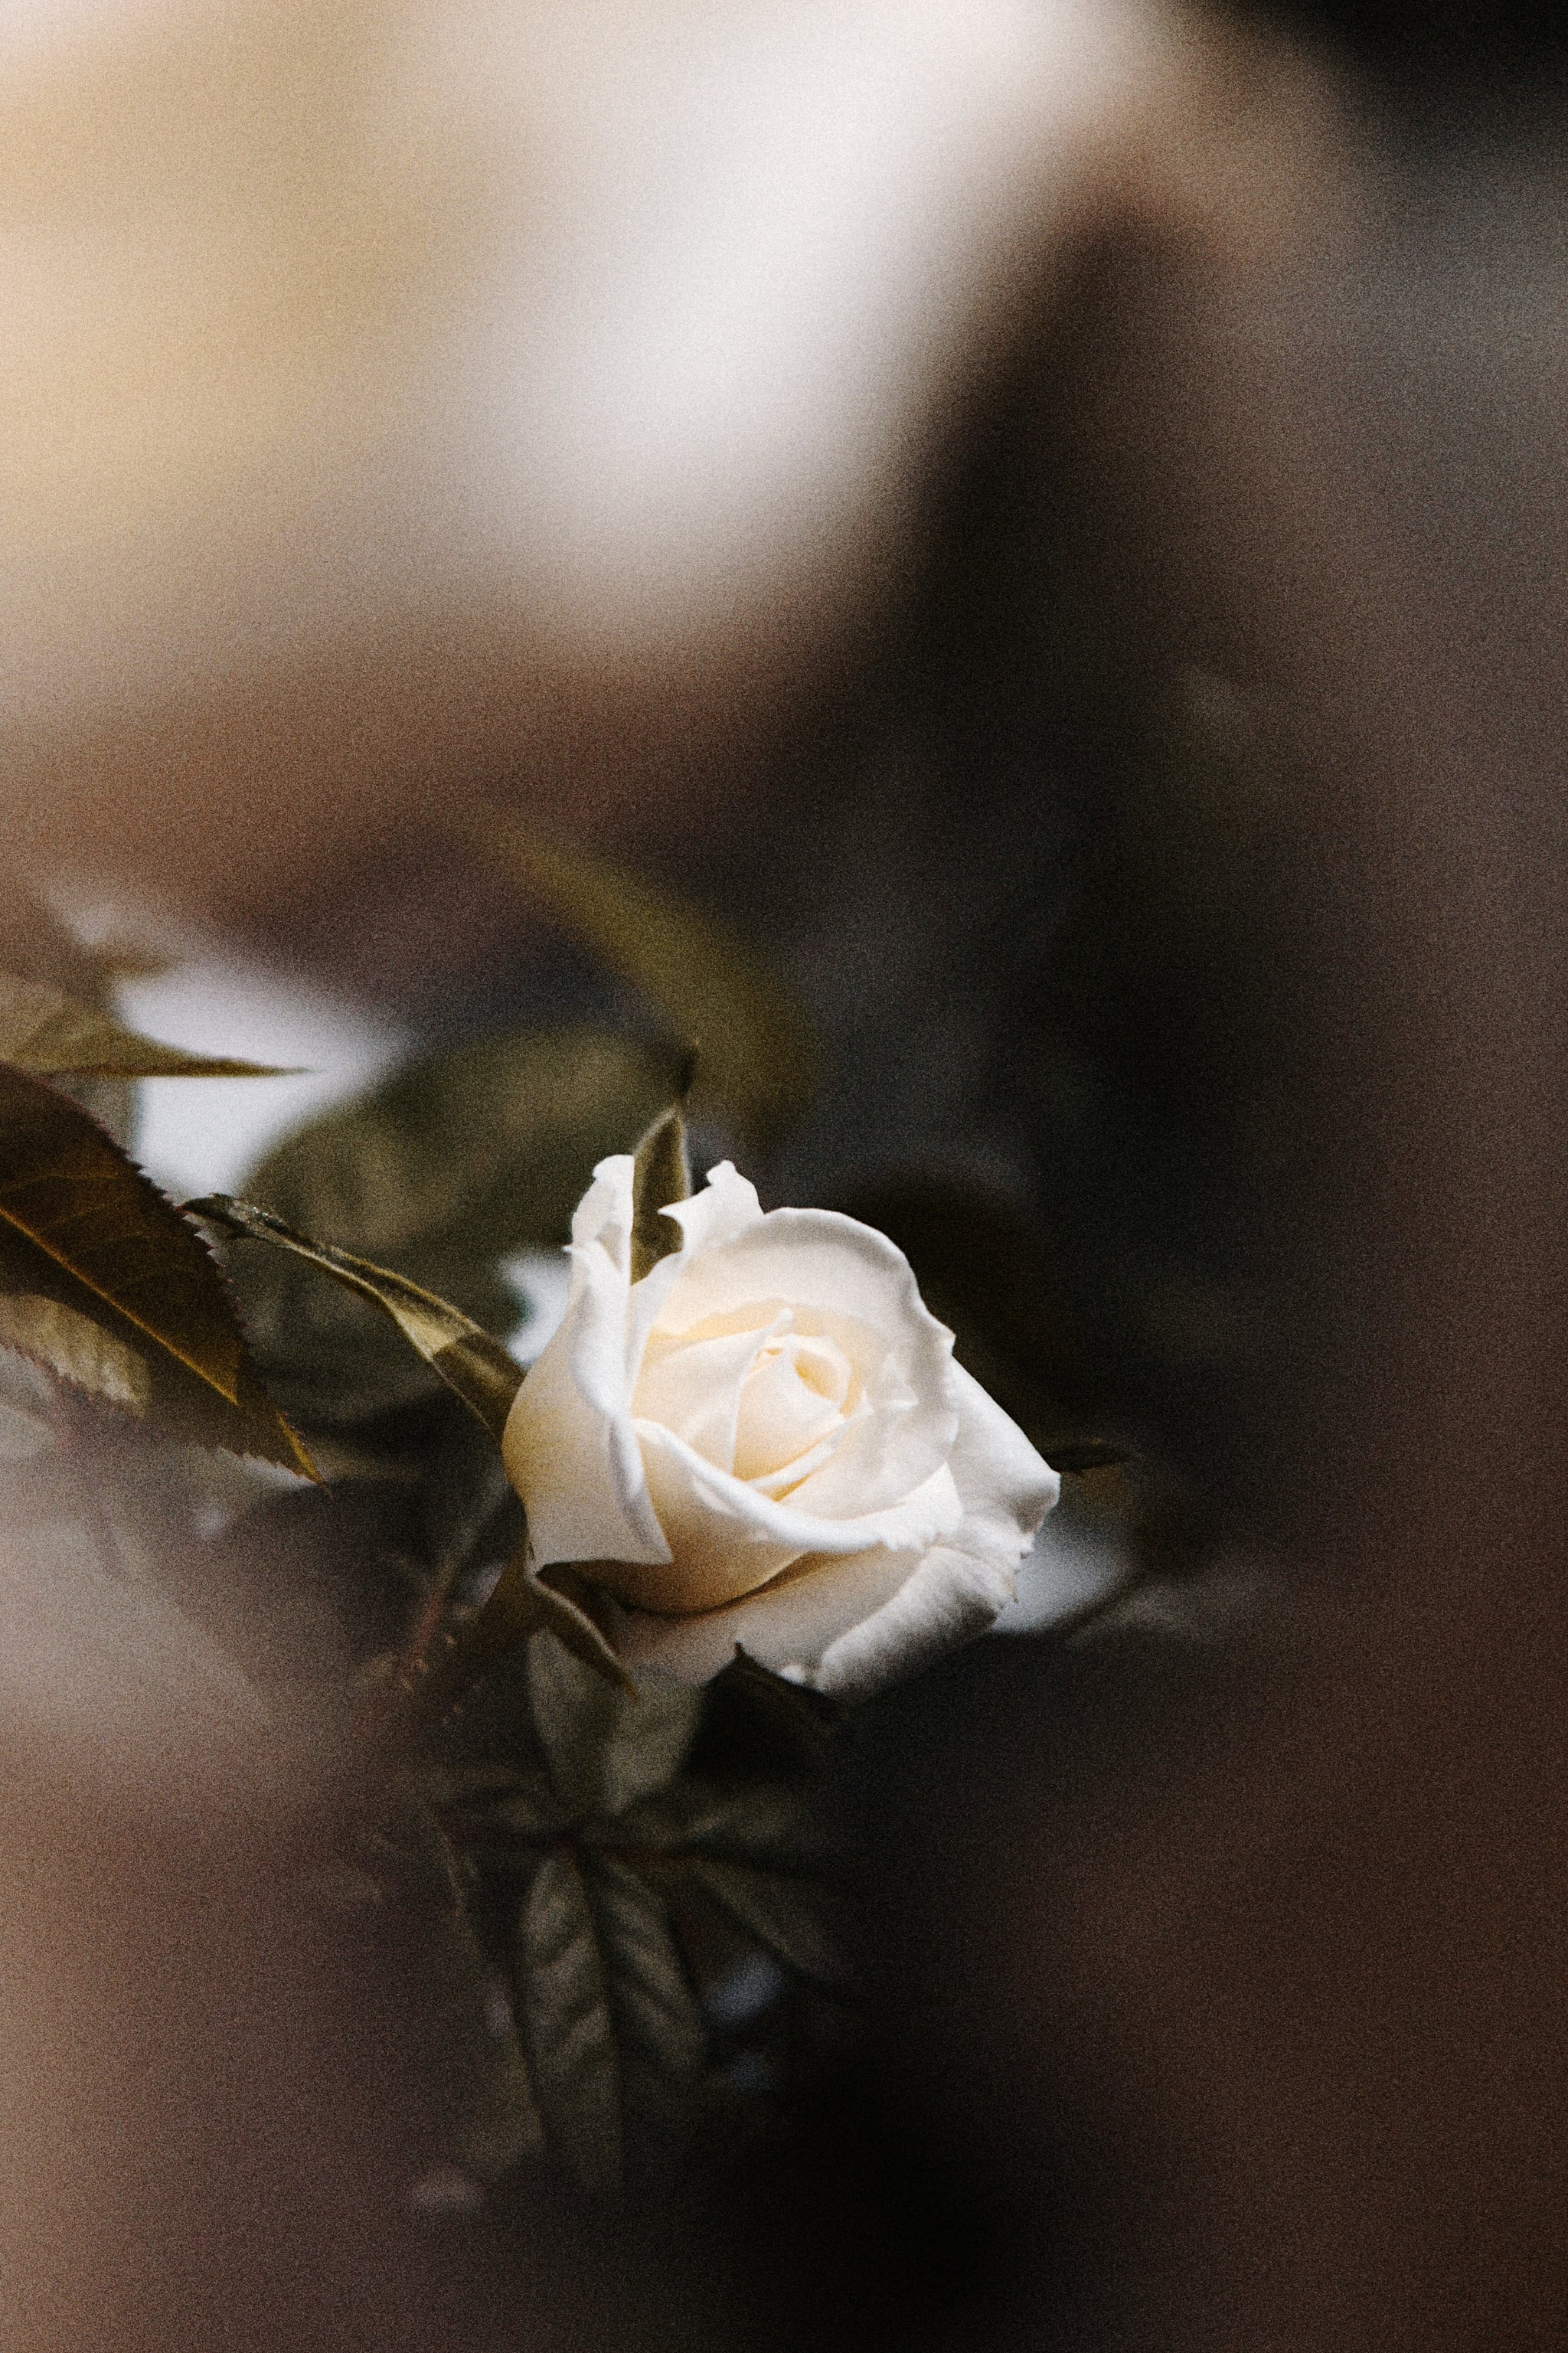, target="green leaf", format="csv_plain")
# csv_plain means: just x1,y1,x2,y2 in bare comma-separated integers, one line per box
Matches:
0,884,170,1150
415,1538,632,1721
679,1857,849,1988
528,1628,700,1819
397,1800,546,2178
227,1026,681,1426
472,815,821,1145
0,971,296,1080
586,1855,706,2095
189,1194,522,1443
629,1100,691,1283
611,1776,831,1874
515,1852,621,2191
0,1067,312,1469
